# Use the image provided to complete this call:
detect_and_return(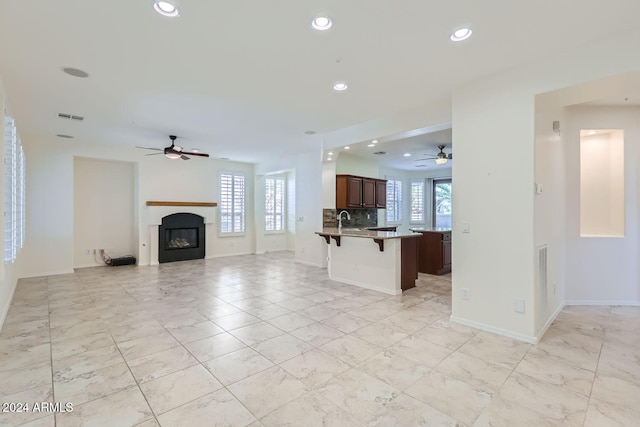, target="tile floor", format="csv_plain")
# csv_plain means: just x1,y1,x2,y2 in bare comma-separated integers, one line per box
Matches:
0,251,638,426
